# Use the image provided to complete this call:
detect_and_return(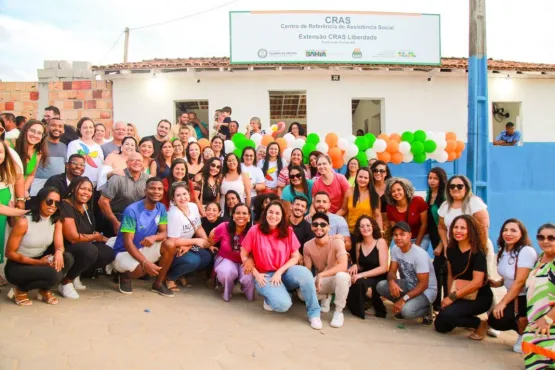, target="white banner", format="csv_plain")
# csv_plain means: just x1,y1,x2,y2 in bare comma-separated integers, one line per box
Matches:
230,11,441,65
